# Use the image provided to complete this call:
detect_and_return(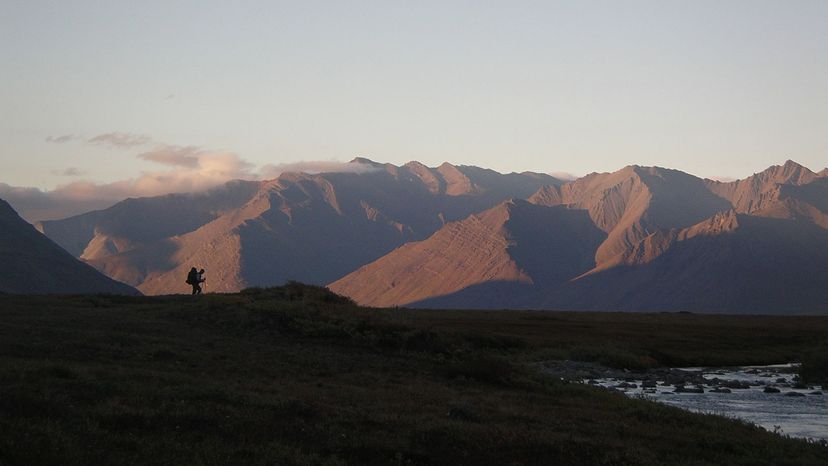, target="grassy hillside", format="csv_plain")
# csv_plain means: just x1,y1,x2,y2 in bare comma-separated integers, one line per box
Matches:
1,284,827,465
